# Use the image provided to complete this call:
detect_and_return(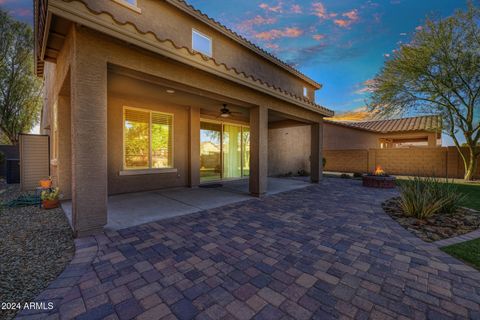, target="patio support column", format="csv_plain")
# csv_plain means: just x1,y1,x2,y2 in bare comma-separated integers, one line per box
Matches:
70,28,108,237
188,106,200,187
249,105,268,196
310,120,324,183
57,94,71,199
